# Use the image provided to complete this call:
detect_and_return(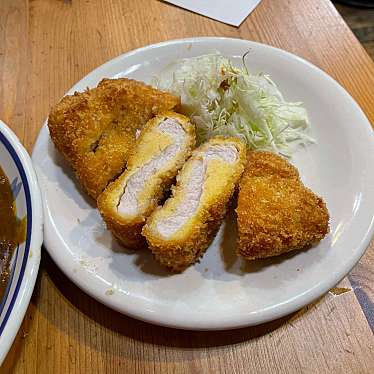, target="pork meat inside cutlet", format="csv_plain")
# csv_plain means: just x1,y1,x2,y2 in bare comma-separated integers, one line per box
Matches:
143,136,247,272
97,112,195,249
